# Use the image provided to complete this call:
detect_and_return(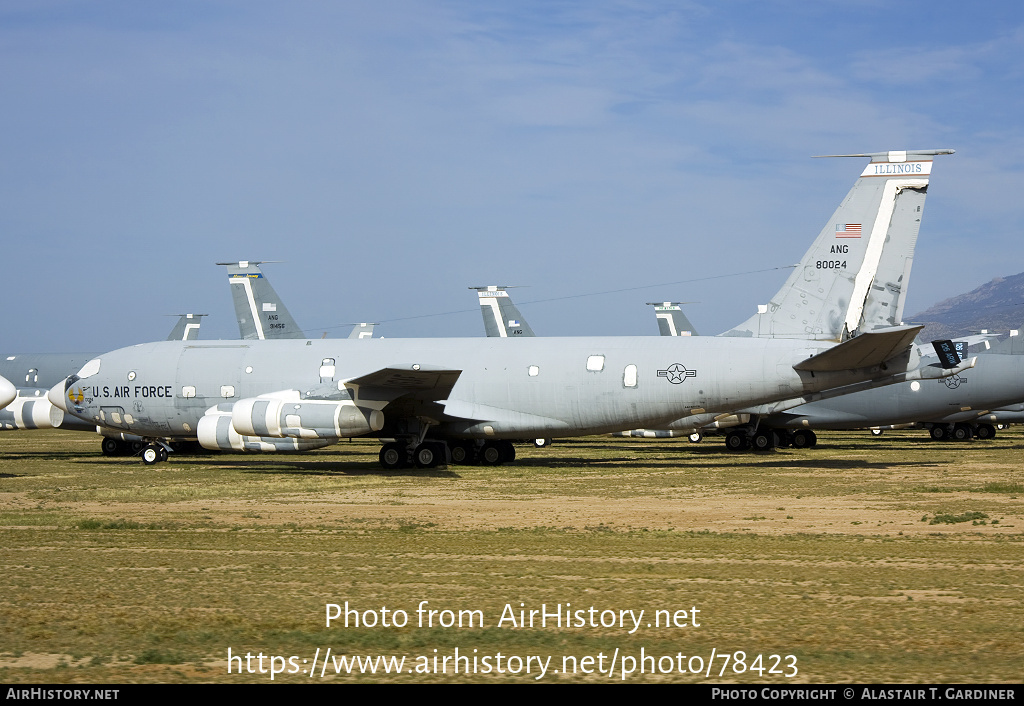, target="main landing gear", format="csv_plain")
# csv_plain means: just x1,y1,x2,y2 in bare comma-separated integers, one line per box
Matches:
724,427,816,452
101,437,145,457
927,423,996,442
378,439,517,470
